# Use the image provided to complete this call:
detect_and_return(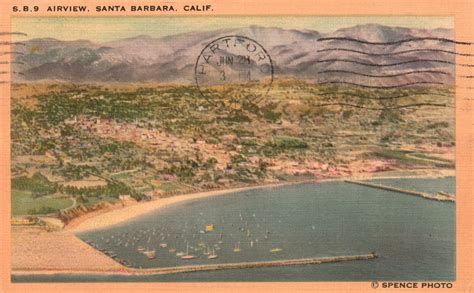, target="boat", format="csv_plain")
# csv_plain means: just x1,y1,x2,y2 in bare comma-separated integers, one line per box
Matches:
270,248,282,253
137,247,145,252
233,242,241,253
168,248,177,253
205,224,215,232
181,242,198,260
159,243,168,248
438,191,454,197
250,240,254,248
176,251,185,257
203,246,211,256
208,248,218,259
143,249,156,259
